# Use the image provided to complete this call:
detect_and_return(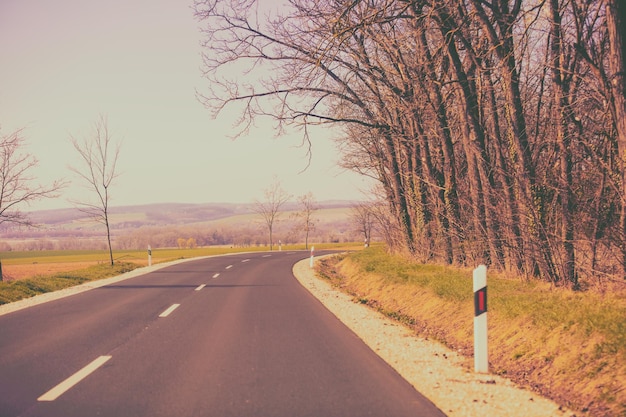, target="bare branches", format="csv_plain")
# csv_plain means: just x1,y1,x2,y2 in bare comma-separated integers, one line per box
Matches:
194,0,391,142
296,192,318,249
69,115,121,266
253,178,291,250
195,0,625,285
0,128,65,227
350,200,375,247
